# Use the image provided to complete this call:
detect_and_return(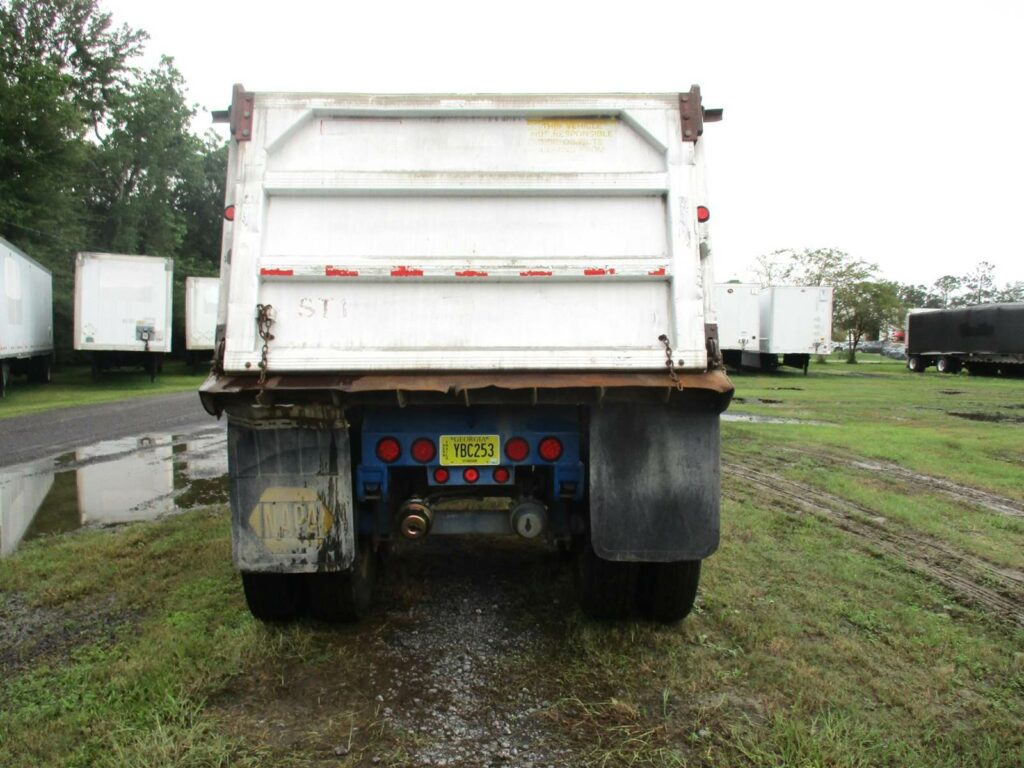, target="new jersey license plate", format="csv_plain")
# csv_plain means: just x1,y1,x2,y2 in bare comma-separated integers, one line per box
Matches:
439,435,500,466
